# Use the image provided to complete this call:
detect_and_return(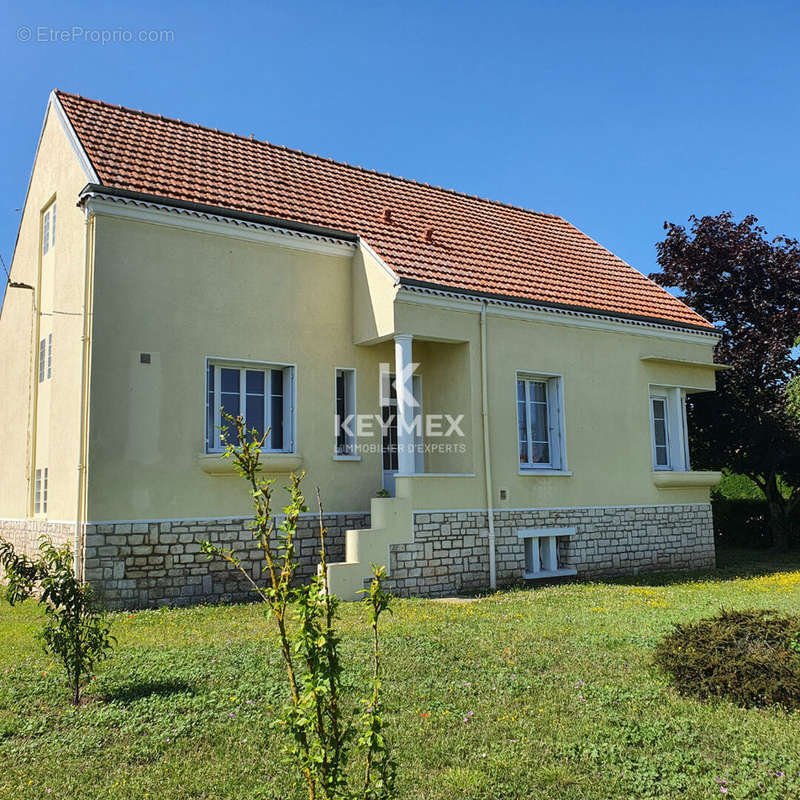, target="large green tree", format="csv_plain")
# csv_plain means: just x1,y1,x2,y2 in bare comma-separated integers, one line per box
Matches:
653,212,800,550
